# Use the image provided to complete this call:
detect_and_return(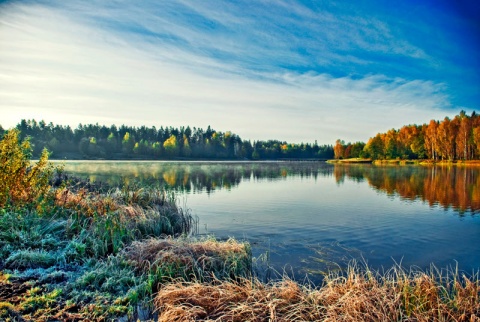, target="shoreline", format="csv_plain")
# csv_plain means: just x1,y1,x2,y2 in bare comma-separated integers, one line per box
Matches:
326,158,372,164
327,158,480,166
